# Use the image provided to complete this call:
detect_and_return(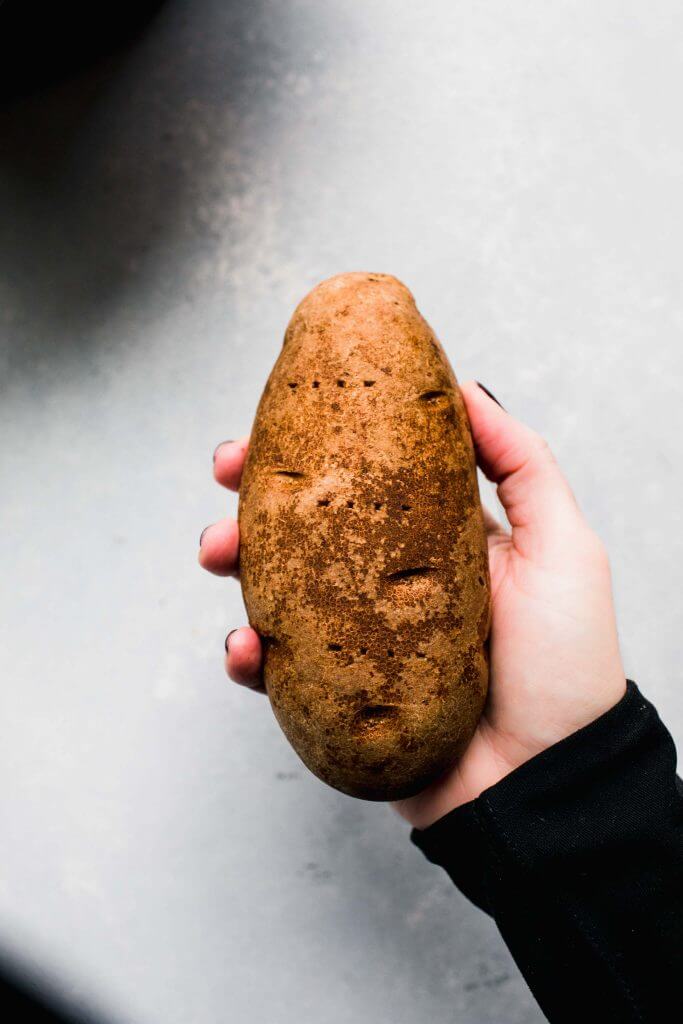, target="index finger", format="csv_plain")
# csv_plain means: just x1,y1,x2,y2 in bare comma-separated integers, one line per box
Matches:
213,437,249,491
